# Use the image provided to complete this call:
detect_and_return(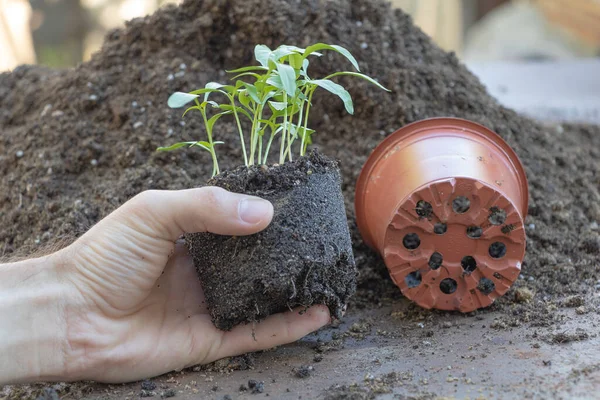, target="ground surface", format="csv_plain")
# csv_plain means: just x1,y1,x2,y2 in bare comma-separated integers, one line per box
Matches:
1,0,599,398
